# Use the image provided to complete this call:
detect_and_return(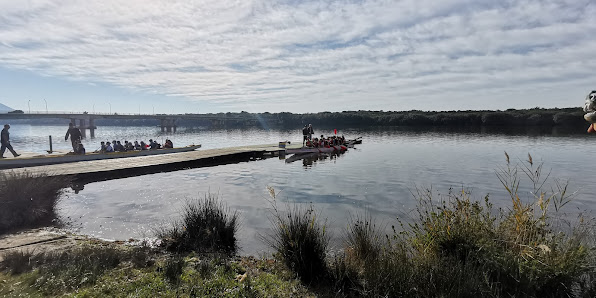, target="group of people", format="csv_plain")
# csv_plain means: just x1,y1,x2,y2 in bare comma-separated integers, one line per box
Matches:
63,122,176,155
98,138,173,153
306,135,347,148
